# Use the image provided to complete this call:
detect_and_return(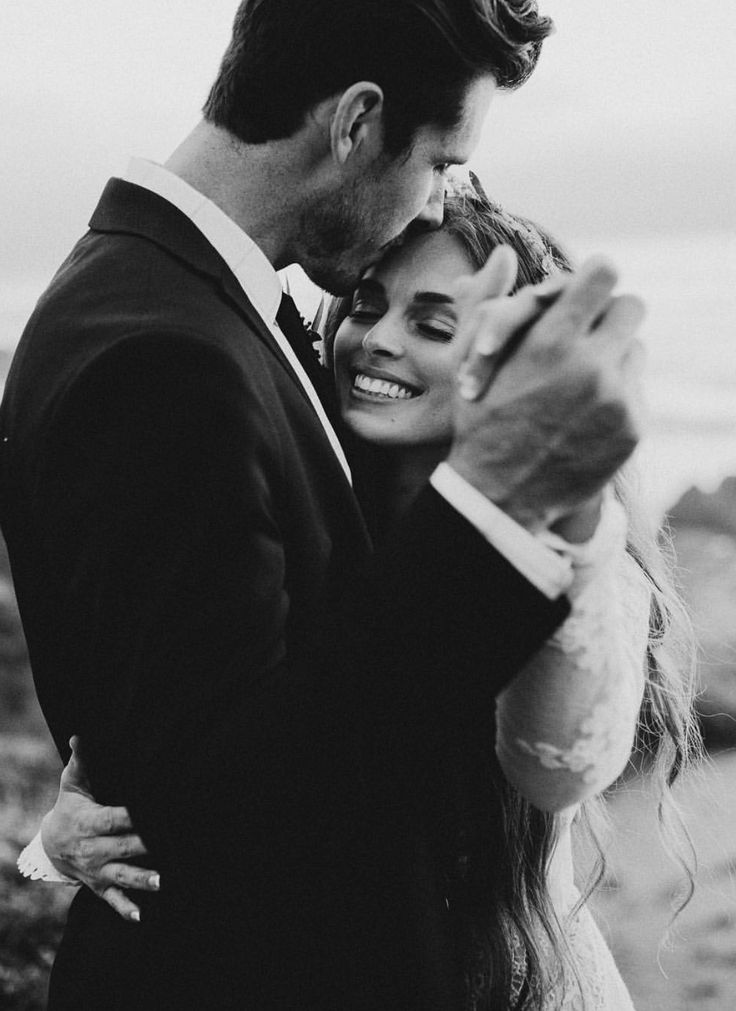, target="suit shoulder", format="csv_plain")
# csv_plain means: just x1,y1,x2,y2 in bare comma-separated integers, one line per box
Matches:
8,228,278,407
33,229,250,343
